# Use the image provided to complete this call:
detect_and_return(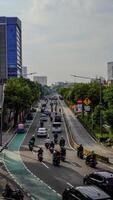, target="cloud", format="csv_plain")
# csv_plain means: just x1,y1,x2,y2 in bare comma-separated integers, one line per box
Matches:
0,0,113,83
